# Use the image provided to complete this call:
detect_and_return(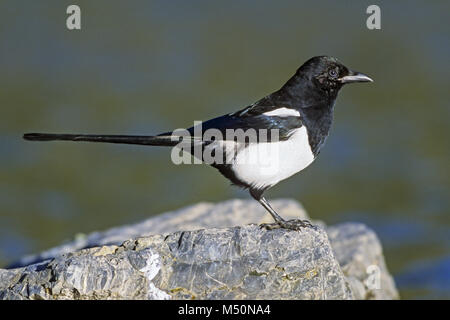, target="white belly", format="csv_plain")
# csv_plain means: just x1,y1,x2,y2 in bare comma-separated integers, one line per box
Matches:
231,126,315,189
